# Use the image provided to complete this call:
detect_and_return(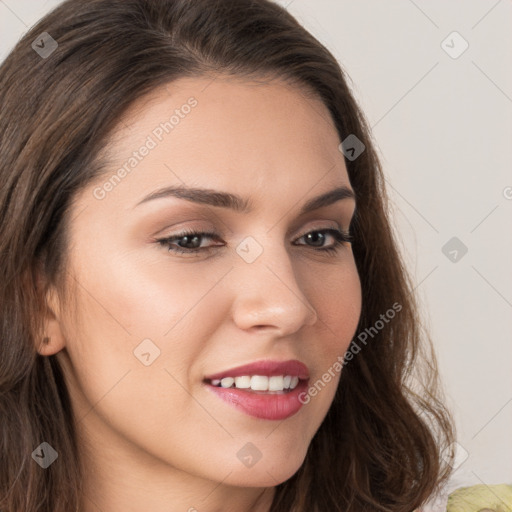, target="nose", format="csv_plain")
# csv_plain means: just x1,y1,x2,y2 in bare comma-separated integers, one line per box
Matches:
229,238,318,335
